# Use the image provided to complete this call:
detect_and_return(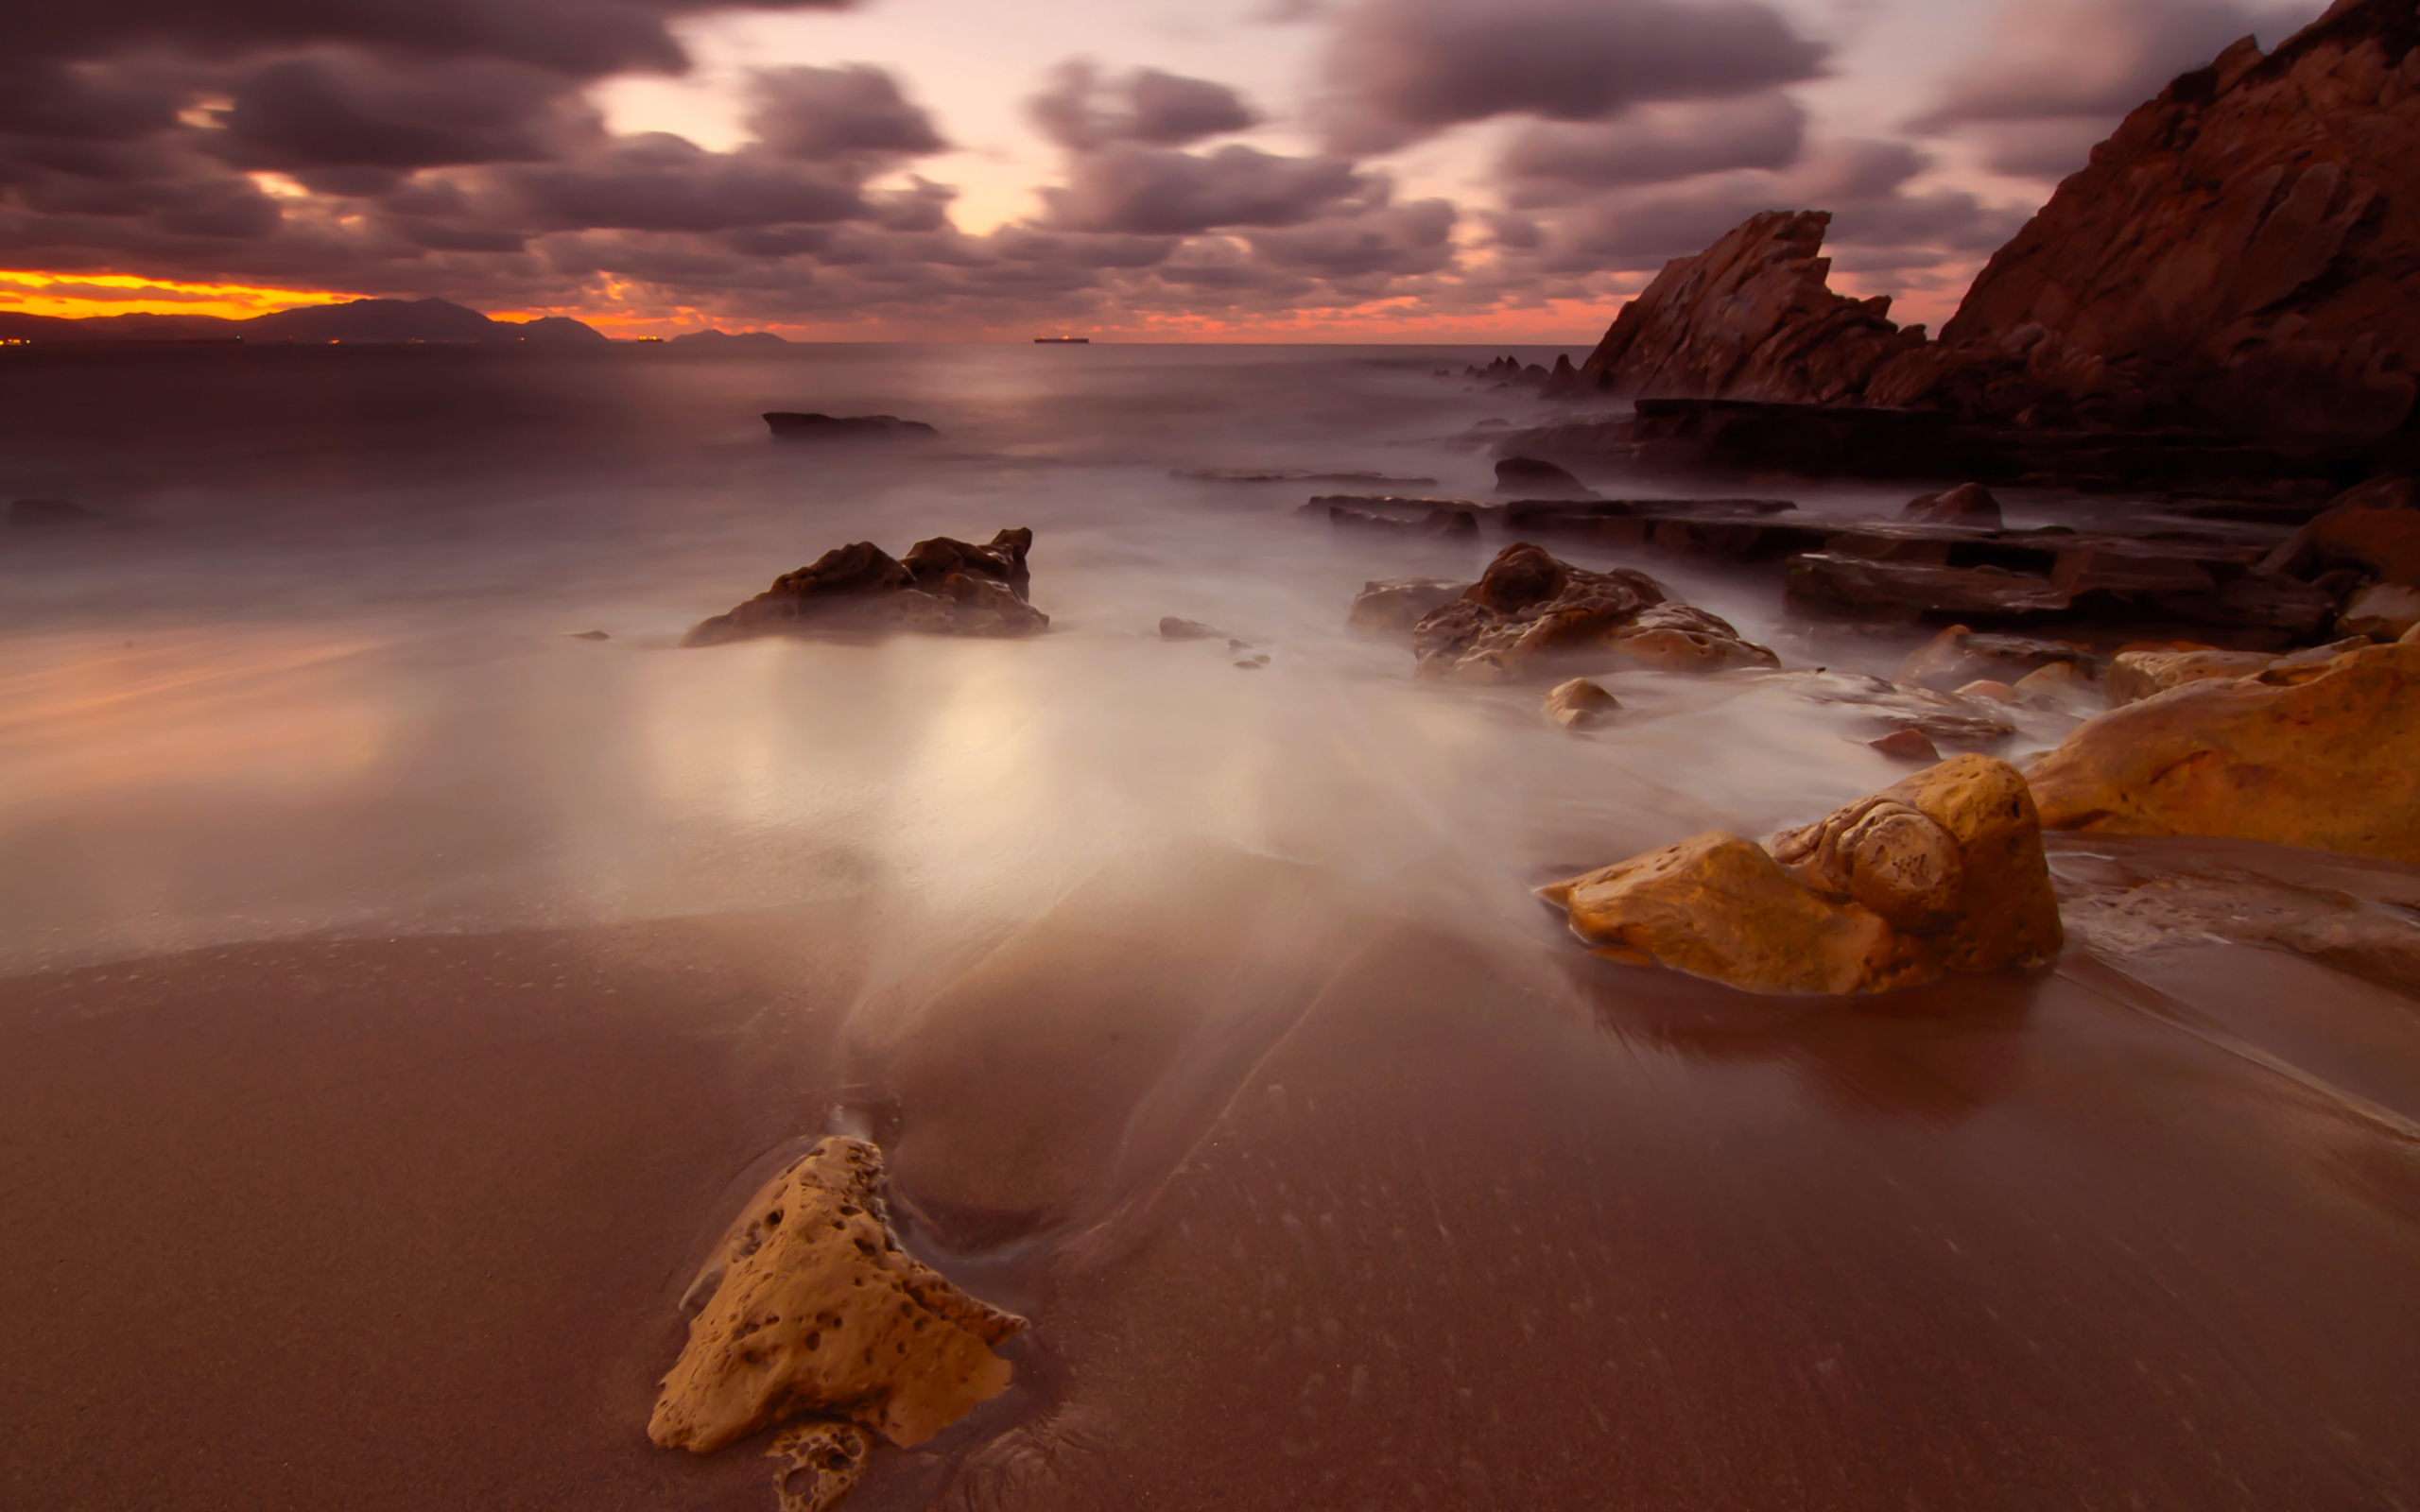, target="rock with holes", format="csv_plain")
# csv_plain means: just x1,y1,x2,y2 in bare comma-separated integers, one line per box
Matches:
767,1421,875,1512
2026,639,2420,862
1538,755,2063,994
648,1136,1026,1456
1411,541,1776,681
